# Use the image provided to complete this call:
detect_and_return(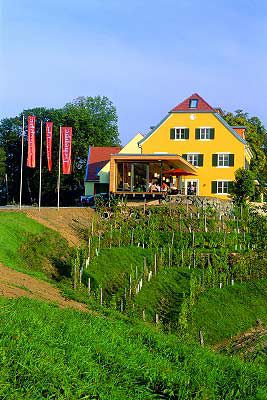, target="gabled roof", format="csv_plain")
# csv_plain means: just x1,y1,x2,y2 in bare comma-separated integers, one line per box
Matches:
138,93,247,146
85,146,121,181
171,93,215,112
